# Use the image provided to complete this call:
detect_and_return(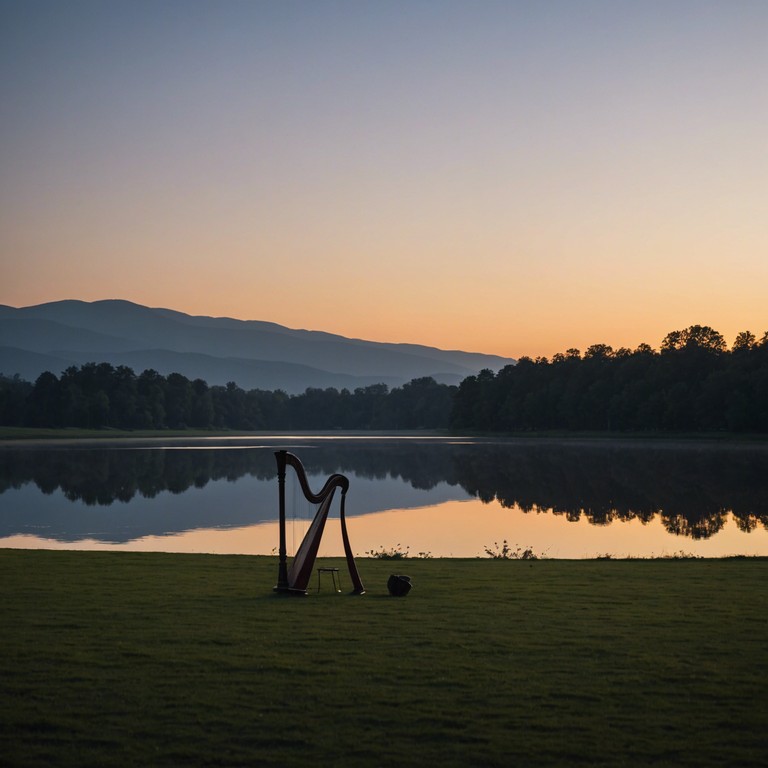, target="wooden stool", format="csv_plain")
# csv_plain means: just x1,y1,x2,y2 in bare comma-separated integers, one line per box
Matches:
316,567,341,593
